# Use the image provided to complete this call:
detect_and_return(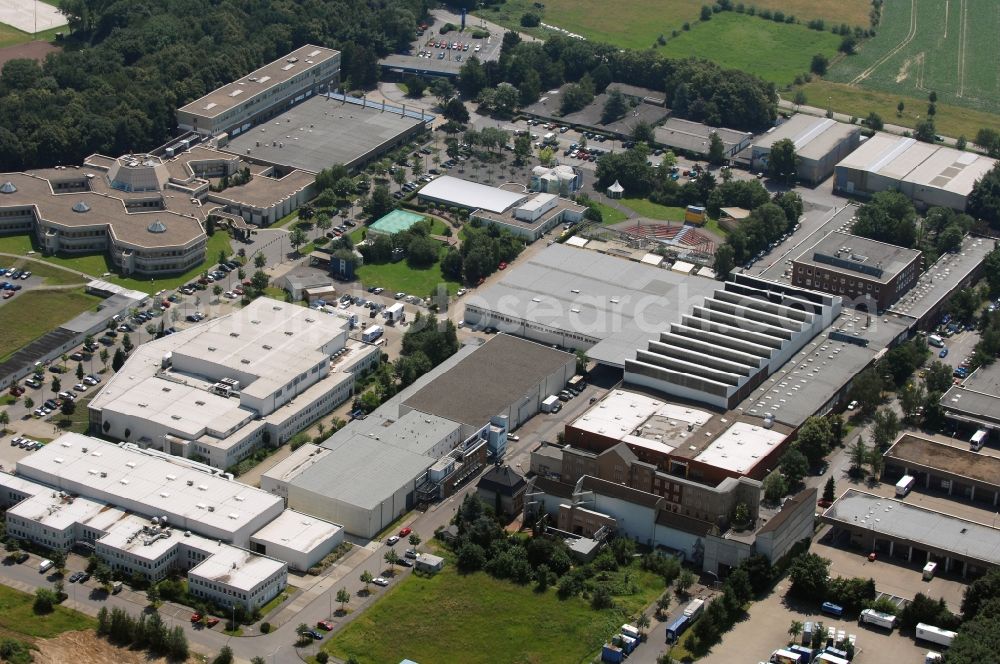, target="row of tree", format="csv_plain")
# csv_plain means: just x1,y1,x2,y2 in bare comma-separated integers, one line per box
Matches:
96,606,189,661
